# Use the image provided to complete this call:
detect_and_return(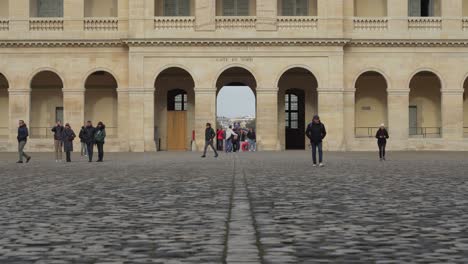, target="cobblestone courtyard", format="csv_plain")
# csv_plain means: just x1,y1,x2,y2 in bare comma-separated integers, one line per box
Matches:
0,151,468,263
